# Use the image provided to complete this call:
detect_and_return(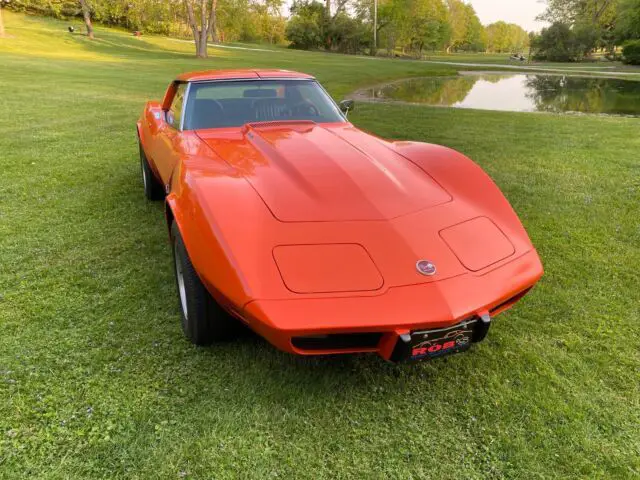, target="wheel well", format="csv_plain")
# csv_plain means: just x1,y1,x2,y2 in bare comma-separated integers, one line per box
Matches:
165,202,175,237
